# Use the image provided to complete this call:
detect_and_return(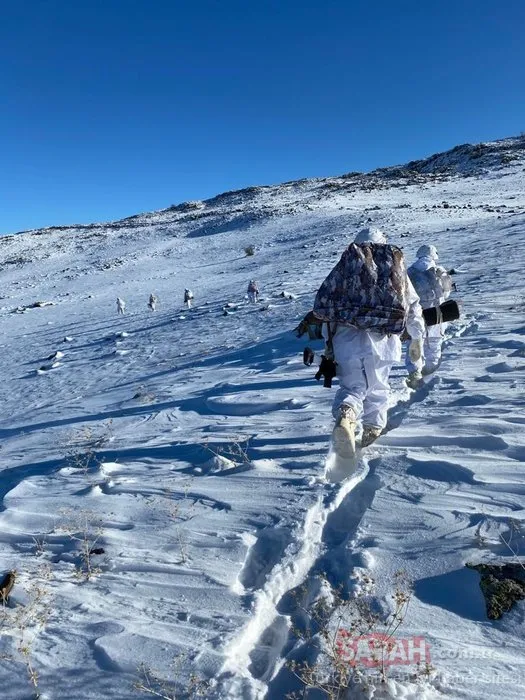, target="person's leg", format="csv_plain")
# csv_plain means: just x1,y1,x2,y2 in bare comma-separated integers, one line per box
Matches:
405,341,423,375
422,323,446,374
331,360,366,421
331,360,365,457
330,333,368,457
361,358,393,432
